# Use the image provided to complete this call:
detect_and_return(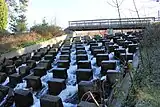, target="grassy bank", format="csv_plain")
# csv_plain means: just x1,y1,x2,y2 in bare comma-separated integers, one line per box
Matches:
0,23,64,55
125,24,160,107
0,32,55,55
